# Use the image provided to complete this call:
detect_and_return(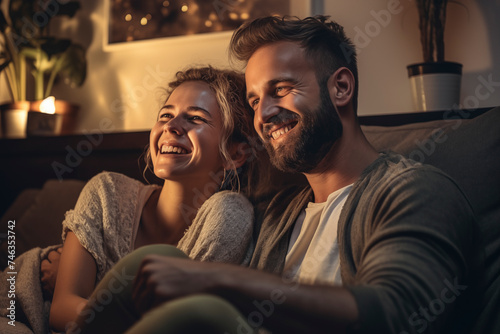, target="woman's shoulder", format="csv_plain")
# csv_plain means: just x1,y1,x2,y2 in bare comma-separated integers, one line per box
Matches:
207,190,252,206
193,190,254,229
84,171,150,195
